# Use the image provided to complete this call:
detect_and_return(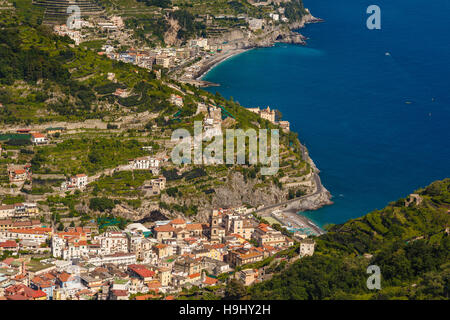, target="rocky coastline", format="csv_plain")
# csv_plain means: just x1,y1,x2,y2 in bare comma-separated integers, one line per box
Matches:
184,13,332,229
192,13,323,83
